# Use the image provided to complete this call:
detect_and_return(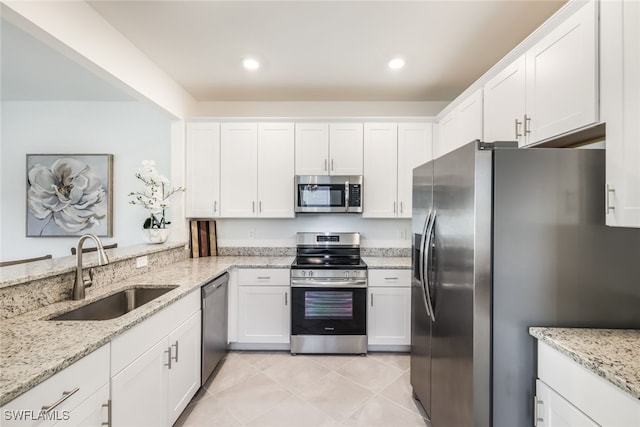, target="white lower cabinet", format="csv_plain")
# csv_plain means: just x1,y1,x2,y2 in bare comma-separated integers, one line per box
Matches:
536,341,640,427
535,379,599,427
237,269,290,345
0,345,110,427
110,292,201,427
367,269,411,348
